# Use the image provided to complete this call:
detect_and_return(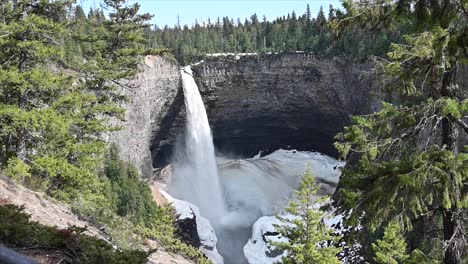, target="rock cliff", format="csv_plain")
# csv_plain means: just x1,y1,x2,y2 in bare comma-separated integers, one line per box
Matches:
107,55,182,177
190,53,380,158
113,53,466,175
113,53,381,173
